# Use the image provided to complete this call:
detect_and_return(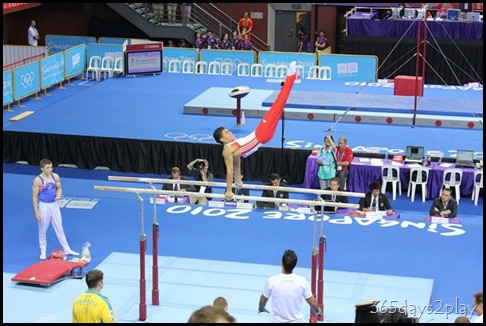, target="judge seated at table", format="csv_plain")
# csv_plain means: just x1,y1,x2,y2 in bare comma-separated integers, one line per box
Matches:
358,180,394,215
256,173,289,209
317,177,349,212
429,187,458,218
